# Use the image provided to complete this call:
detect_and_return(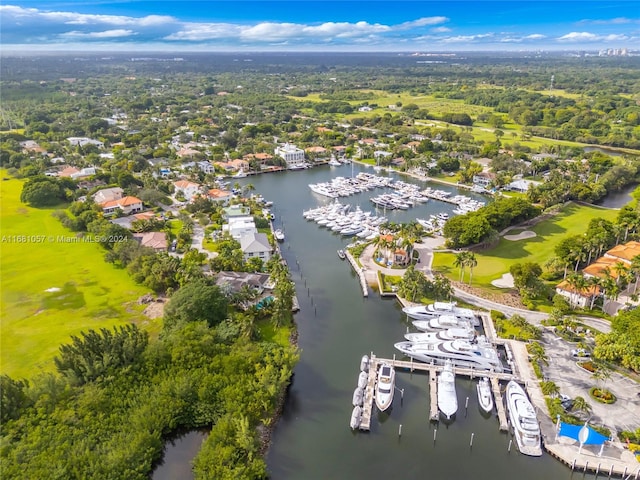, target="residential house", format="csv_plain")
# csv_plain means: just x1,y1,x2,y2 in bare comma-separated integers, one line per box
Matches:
505,179,539,193
197,161,215,174
176,147,201,159
207,188,232,203
173,180,202,200
133,231,168,251
224,216,257,240
274,143,306,168
358,106,373,112
604,241,640,265
213,271,272,296
93,187,124,204
67,137,105,149
243,152,273,167
239,232,272,262
100,196,143,216
111,211,156,229
555,280,600,309
222,205,251,219
472,172,496,188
